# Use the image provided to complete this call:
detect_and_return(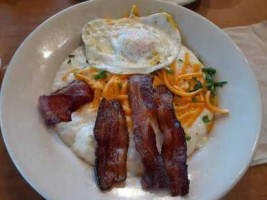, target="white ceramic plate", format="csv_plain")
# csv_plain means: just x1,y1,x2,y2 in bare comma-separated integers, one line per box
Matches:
0,0,262,199
163,0,197,6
